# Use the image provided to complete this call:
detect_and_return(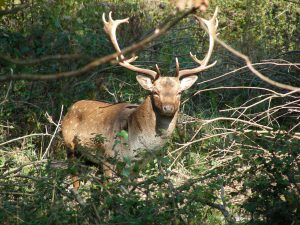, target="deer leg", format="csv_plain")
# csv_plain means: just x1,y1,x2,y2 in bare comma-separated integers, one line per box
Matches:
67,148,80,190
72,175,80,191
103,161,115,180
